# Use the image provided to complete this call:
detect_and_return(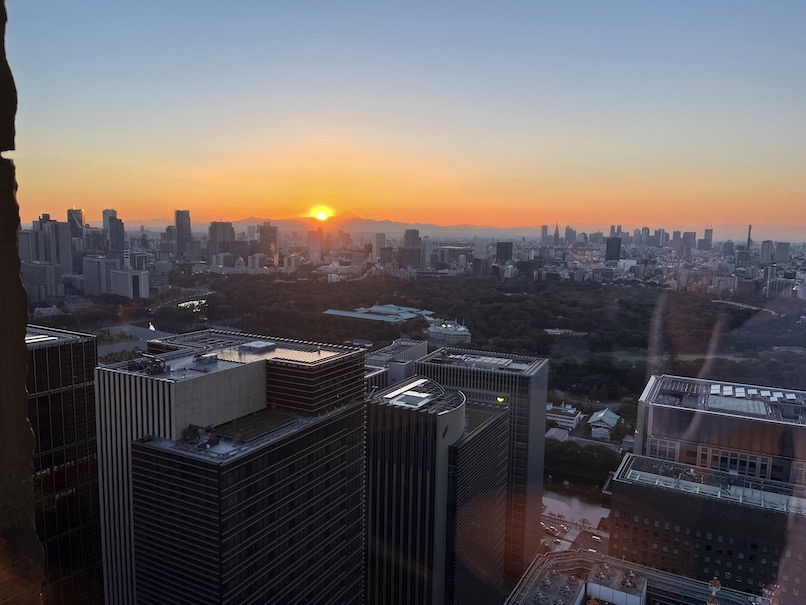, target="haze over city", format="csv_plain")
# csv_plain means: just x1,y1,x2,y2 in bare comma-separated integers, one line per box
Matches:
6,1,806,240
